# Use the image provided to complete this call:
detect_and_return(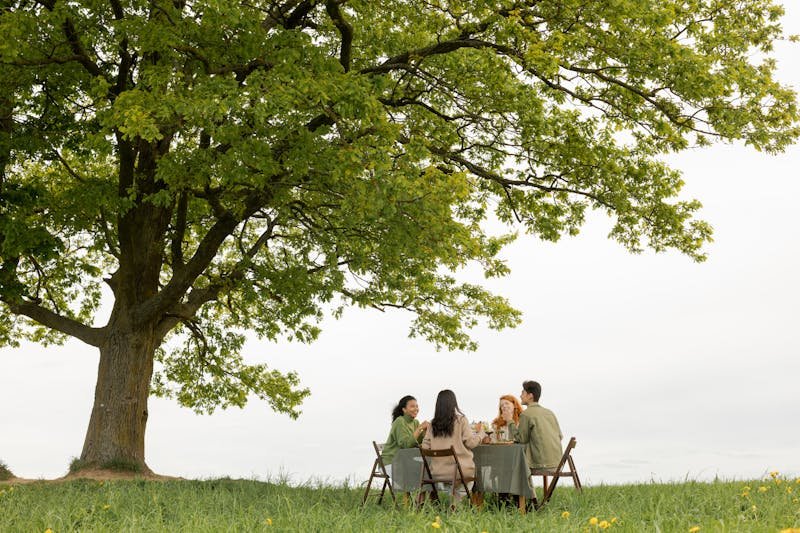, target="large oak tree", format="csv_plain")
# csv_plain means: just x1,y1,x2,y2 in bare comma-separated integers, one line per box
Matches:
1,0,797,472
